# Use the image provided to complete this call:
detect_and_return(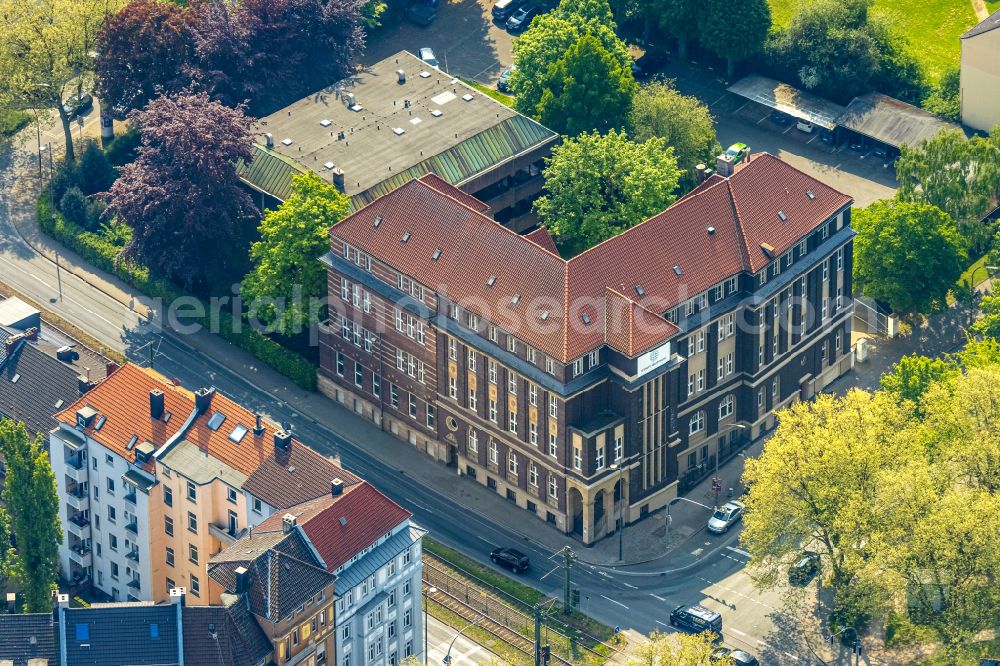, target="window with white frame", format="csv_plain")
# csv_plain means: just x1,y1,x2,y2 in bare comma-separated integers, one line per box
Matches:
529,422,538,446
572,358,583,377
448,376,457,399
725,276,737,294
836,248,844,271
468,349,476,371
426,405,435,428
508,451,518,475
408,394,417,418
467,312,479,330
772,378,779,397
573,445,582,470
528,383,538,406
697,330,705,352
595,443,605,470
689,411,705,434
529,462,538,486
588,350,599,367
726,352,734,376
507,374,517,395
468,387,477,411
489,399,498,423
758,388,764,407
545,357,556,375
548,432,557,457
489,440,498,464
614,433,623,462
489,326,498,343
549,396,558,419
488,360,497,384
340,277,349,301
527,346,536,363
508,410,518,435
448,337,456,360
697,369,705,391
822,260,829,281
549,476,558,498
688,374,695,397
797,239,807,256
758,271,767,287
507,336,517,353
468,429,478,453
717,358,724,381
719,395,734,419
